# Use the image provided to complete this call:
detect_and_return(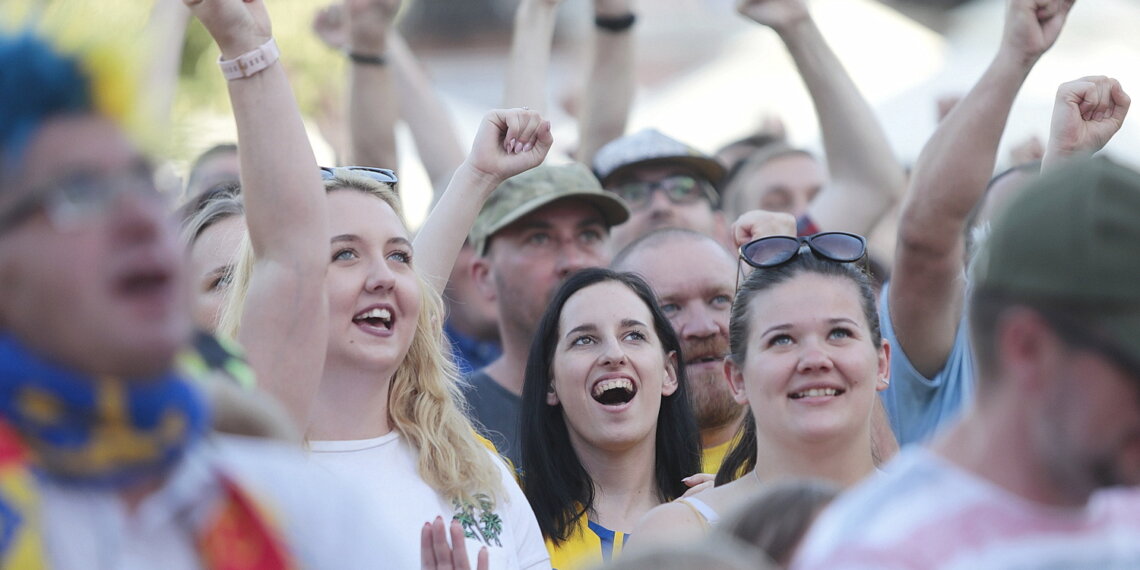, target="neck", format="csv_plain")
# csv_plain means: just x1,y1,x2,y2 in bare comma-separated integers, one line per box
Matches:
483,321,534,396
571,434,661,533
700,411,744,450
933,393,1091,508
754,429,876,488
309,361,393,440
